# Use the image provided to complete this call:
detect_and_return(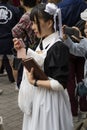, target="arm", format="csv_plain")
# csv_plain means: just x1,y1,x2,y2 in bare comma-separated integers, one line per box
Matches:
26,68,63,91
64,37,86,57
26,42,68,91
62,26,87,57
12,13,31,38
